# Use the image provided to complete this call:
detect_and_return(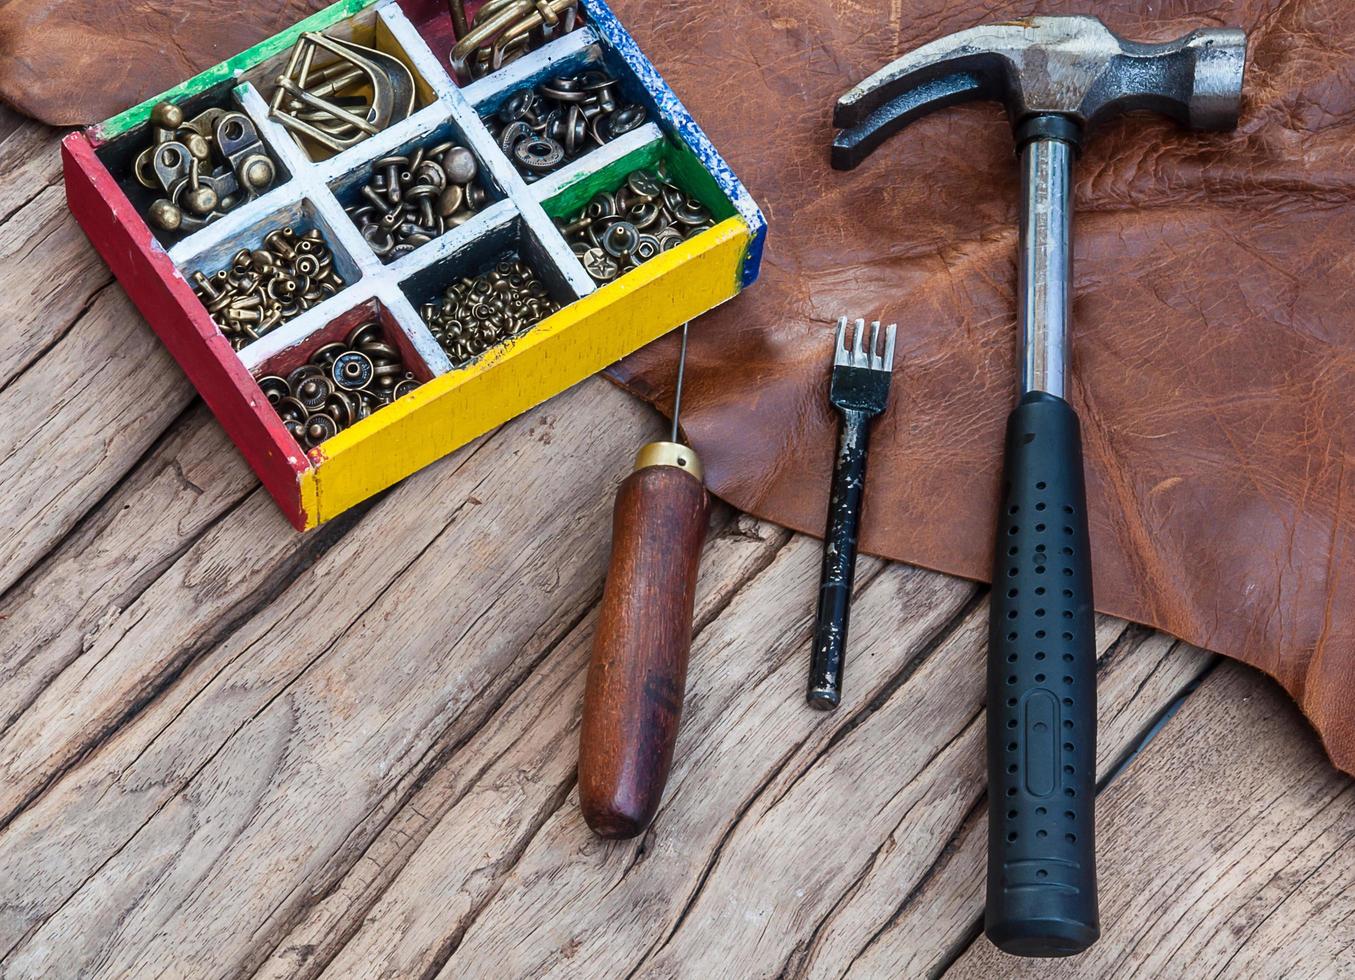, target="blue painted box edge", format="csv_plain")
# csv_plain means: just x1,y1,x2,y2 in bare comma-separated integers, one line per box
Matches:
580,0,767,289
